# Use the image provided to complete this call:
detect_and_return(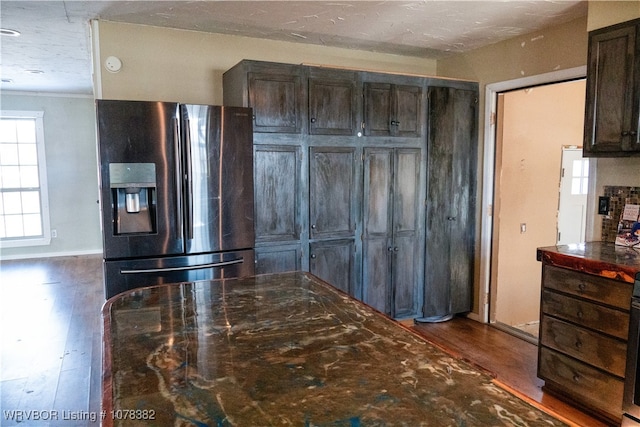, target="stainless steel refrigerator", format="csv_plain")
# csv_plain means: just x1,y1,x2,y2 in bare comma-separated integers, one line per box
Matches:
96,100,255,299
